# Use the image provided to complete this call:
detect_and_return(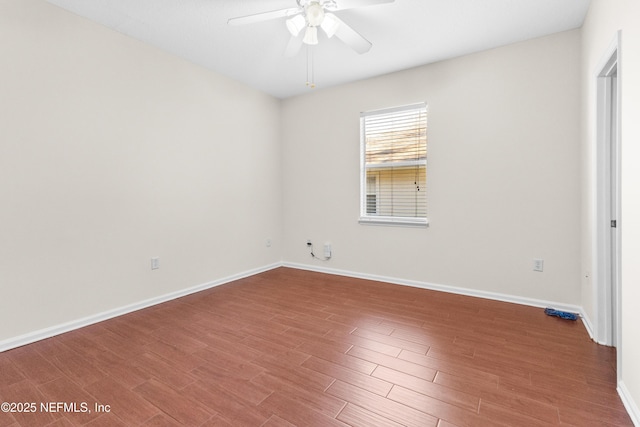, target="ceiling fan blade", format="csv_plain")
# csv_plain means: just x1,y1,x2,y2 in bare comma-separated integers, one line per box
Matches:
333,16,372,54
284,36,304,58
227,7,301,26
334,0,395,11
